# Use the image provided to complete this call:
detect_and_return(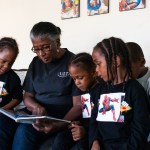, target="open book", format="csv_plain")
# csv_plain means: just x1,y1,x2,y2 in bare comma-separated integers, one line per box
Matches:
0,108,71,124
